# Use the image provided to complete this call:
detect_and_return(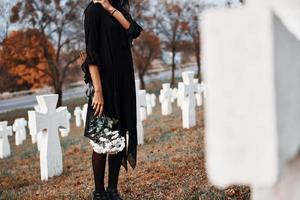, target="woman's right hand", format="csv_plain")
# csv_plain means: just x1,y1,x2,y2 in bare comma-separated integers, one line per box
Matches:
92,90,104,117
